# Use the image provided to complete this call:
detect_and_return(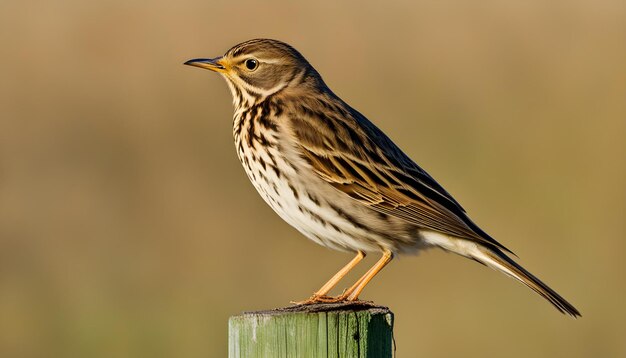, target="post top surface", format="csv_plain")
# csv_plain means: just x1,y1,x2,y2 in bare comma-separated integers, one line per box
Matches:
236,301,392,317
